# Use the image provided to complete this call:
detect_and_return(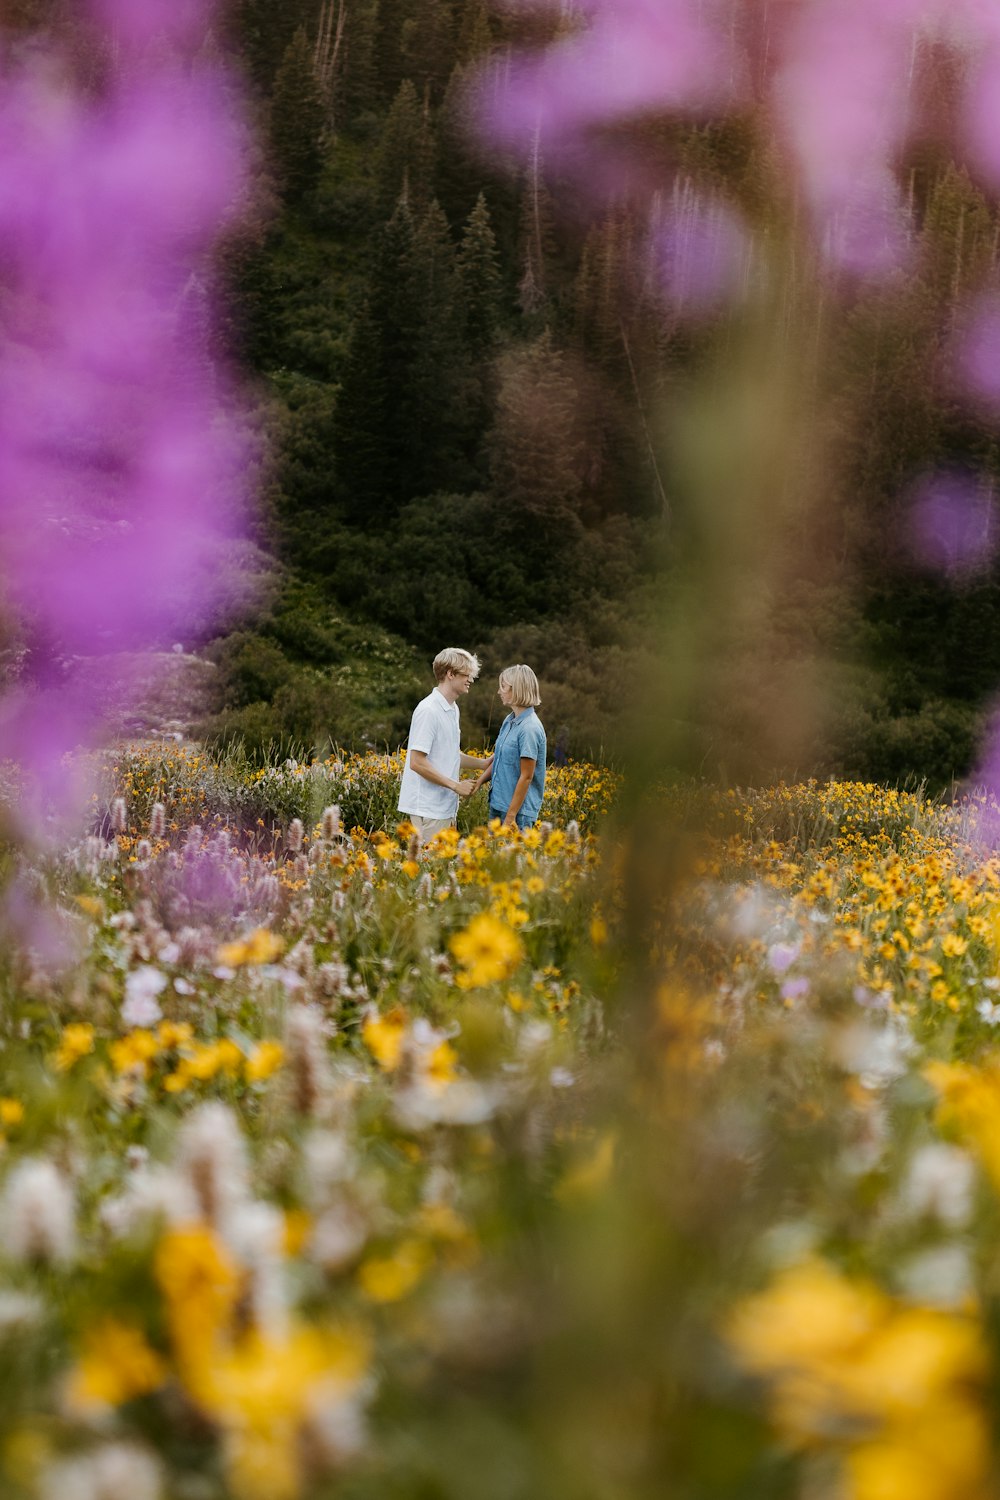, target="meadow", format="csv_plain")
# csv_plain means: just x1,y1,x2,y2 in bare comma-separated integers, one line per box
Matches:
1,749,1000,1499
